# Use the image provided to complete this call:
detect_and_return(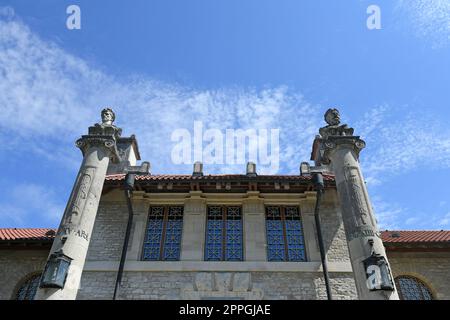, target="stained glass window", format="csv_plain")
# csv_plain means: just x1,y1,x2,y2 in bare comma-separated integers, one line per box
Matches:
15,274,40,300
266,206,306,262
395,276,433,300
205,206,243,261
142,206,183,261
